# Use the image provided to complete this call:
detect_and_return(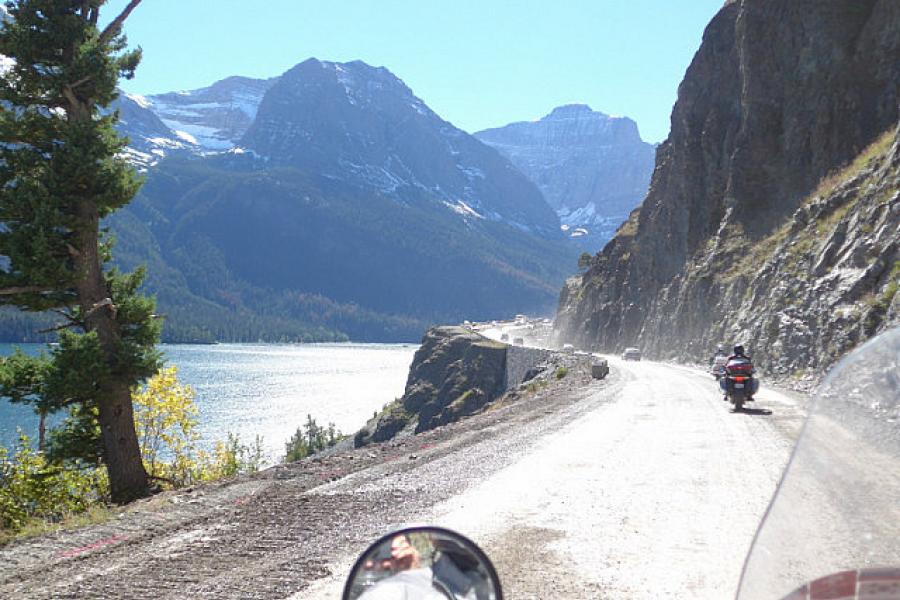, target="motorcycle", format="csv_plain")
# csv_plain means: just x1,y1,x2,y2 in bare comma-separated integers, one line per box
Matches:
344,328,900,600
721,356,759,411
712,363,726,381
711,354,728,381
